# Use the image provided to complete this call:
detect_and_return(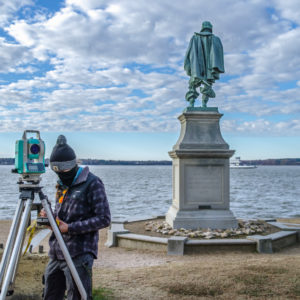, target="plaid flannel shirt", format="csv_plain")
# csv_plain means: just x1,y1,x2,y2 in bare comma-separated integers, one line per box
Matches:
49,166,111,259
